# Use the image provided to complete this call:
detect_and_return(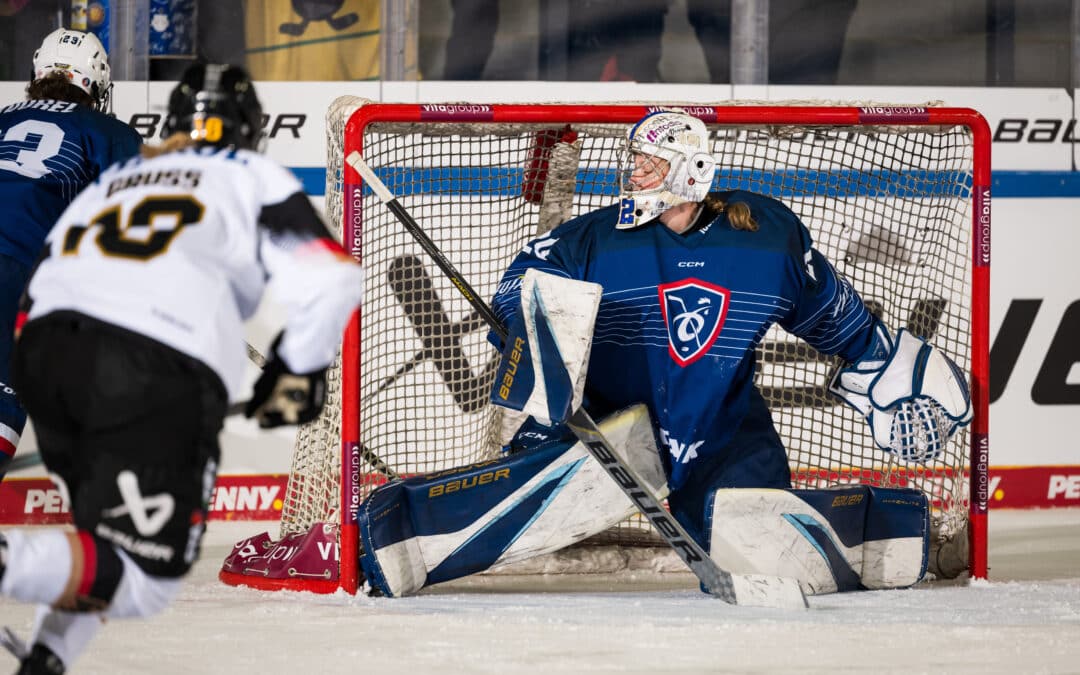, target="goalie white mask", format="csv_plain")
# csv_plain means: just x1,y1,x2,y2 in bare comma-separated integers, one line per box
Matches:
617,111,717,229
32,28,112,112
